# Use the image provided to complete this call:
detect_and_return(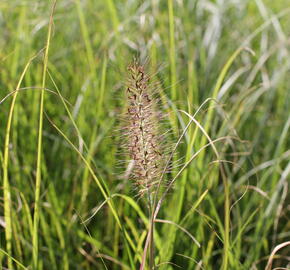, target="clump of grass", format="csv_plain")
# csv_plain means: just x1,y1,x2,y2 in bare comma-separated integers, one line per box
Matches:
1,1,290,269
